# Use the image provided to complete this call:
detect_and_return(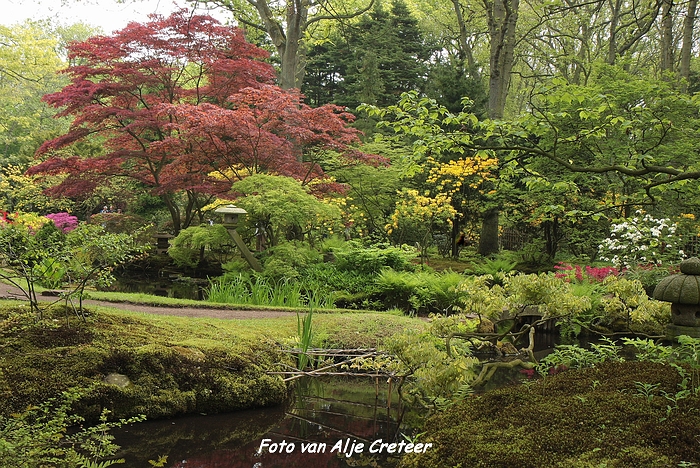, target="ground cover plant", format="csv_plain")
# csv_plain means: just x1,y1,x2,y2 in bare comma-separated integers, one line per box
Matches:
397,336,700,467
399,360,700,468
